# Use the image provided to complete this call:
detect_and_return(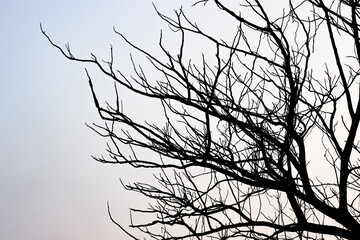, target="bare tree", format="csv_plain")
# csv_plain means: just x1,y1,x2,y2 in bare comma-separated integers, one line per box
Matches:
42,0,360,239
